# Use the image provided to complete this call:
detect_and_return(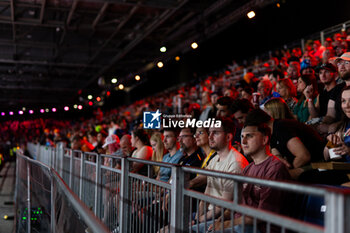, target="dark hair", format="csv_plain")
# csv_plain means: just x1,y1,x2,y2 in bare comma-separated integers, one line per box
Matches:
243,122,271,144
162,127,180,137
231,98,254,114
269,69,284,80
245,109,272,125
132,129,150,146
335,86,350,139
217,96,234,108
299,74,318,100
215,116,236,136
242,86,254,95
180,127,196,136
